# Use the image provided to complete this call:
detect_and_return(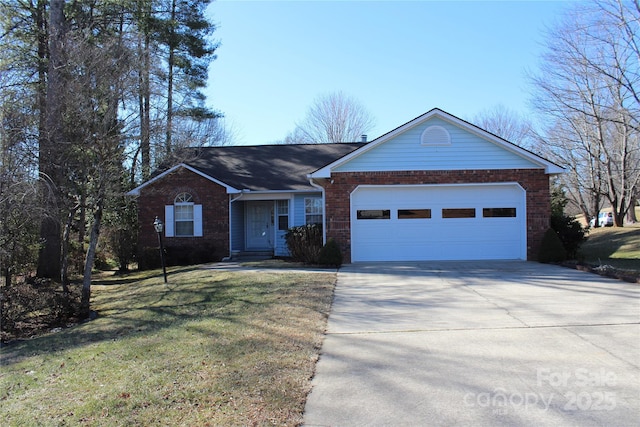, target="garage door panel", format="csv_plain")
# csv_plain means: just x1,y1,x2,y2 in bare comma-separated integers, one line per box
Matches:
354,242,523,260
351,184,525,262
